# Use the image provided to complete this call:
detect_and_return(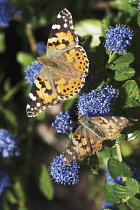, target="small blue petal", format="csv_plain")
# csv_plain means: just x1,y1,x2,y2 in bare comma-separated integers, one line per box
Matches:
77,86,118,117
102,200,118,210
36,41,46,55
52,111,74,133
0,129,19,157
0,0,22,27
104,25,133,54
0,171,9,195
105,170,123,185
25,61,42,85
50,154,80,185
